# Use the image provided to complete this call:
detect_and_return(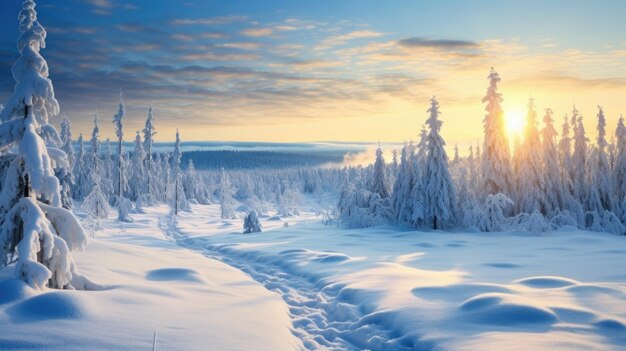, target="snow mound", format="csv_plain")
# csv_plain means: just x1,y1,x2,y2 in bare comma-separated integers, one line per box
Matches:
145,267,204,283
7,292,90,322
459,293,558,326
412,283,510,301
514,276,579,288
0,278,33,305
278,248,352,264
